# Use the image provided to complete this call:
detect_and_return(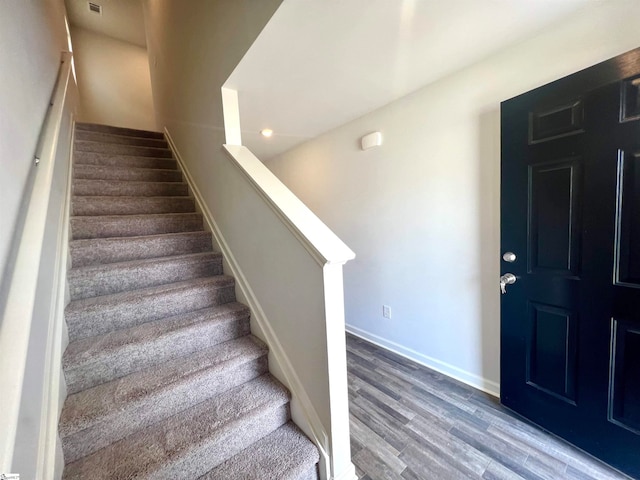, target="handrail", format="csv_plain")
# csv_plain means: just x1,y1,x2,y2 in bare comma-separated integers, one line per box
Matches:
220,142,356,480
0,51,72,471
223,144,355,267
